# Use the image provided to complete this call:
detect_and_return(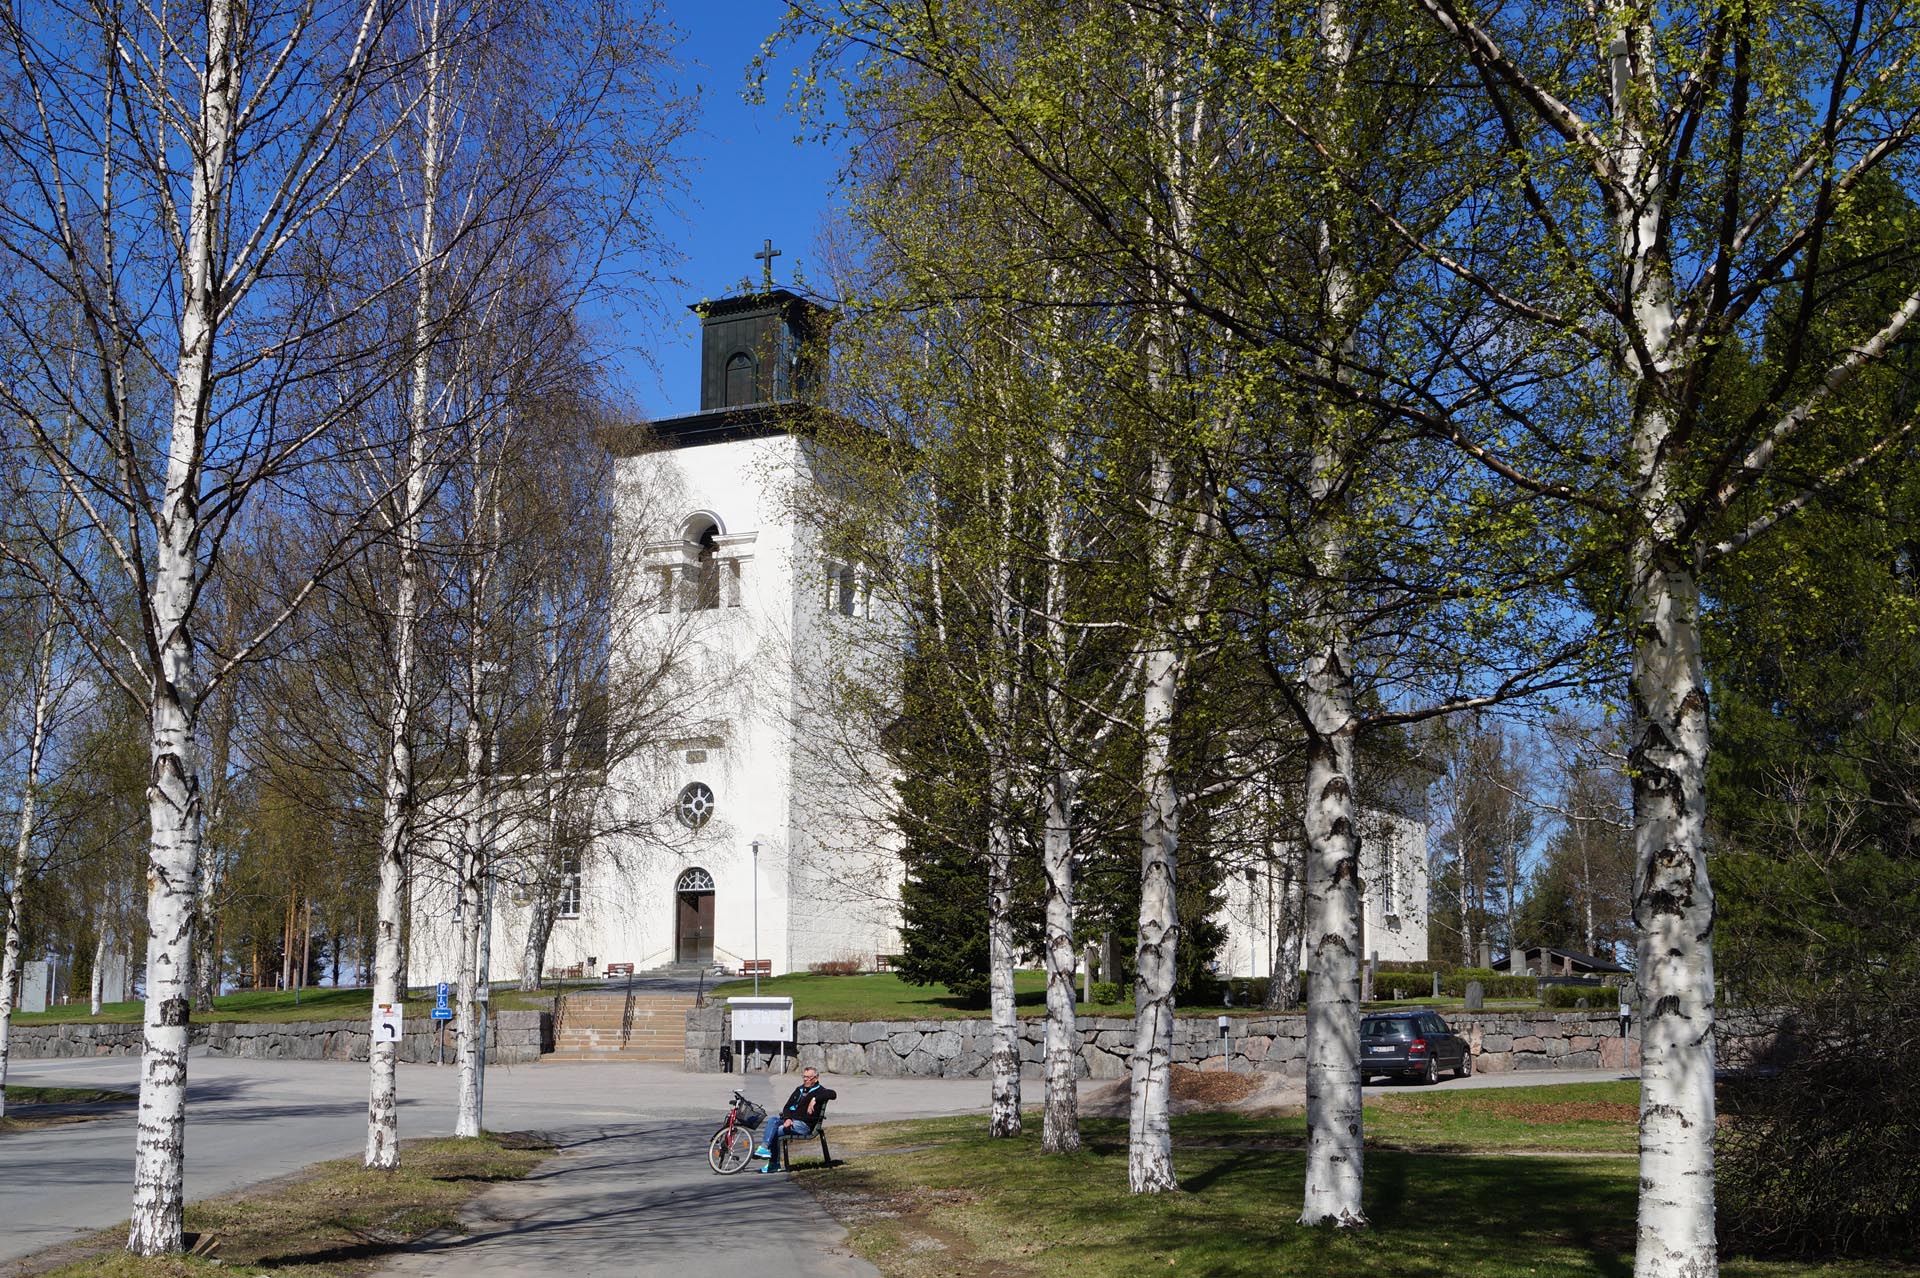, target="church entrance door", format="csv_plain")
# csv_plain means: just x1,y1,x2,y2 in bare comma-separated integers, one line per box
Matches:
675,867,715,964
